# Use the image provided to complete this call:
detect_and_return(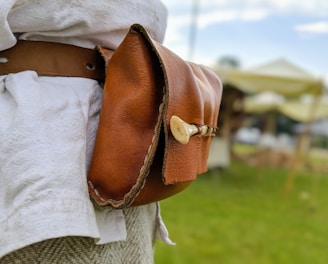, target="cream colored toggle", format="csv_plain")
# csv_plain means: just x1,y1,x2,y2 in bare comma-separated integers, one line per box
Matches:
170,115,215,144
